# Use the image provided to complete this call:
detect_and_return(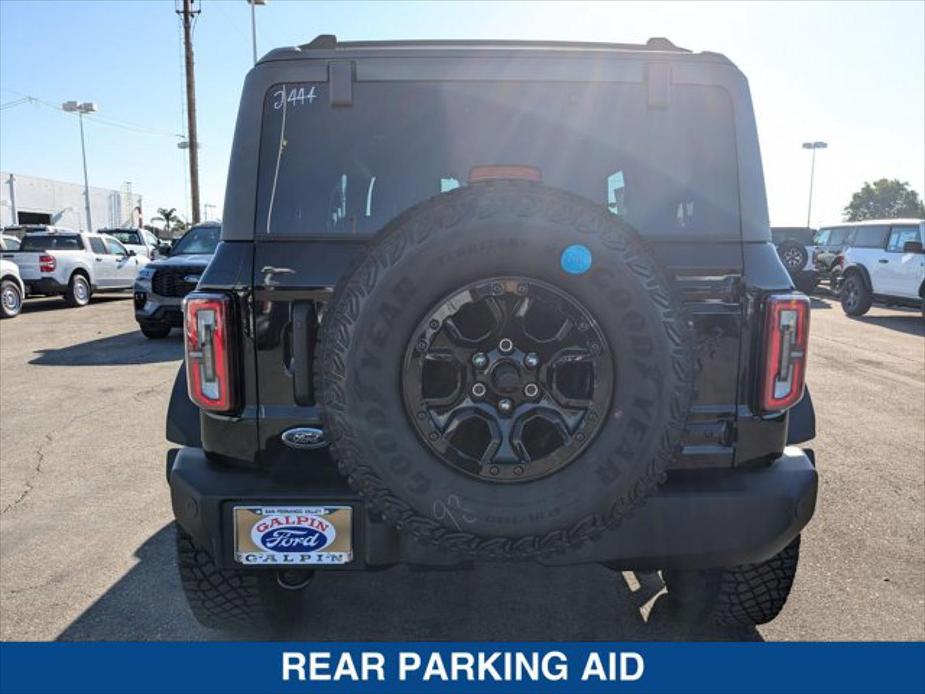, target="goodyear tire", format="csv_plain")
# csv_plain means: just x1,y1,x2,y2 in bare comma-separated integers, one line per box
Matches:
663,536,801,626
316,181,694,559
175,525,311,632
